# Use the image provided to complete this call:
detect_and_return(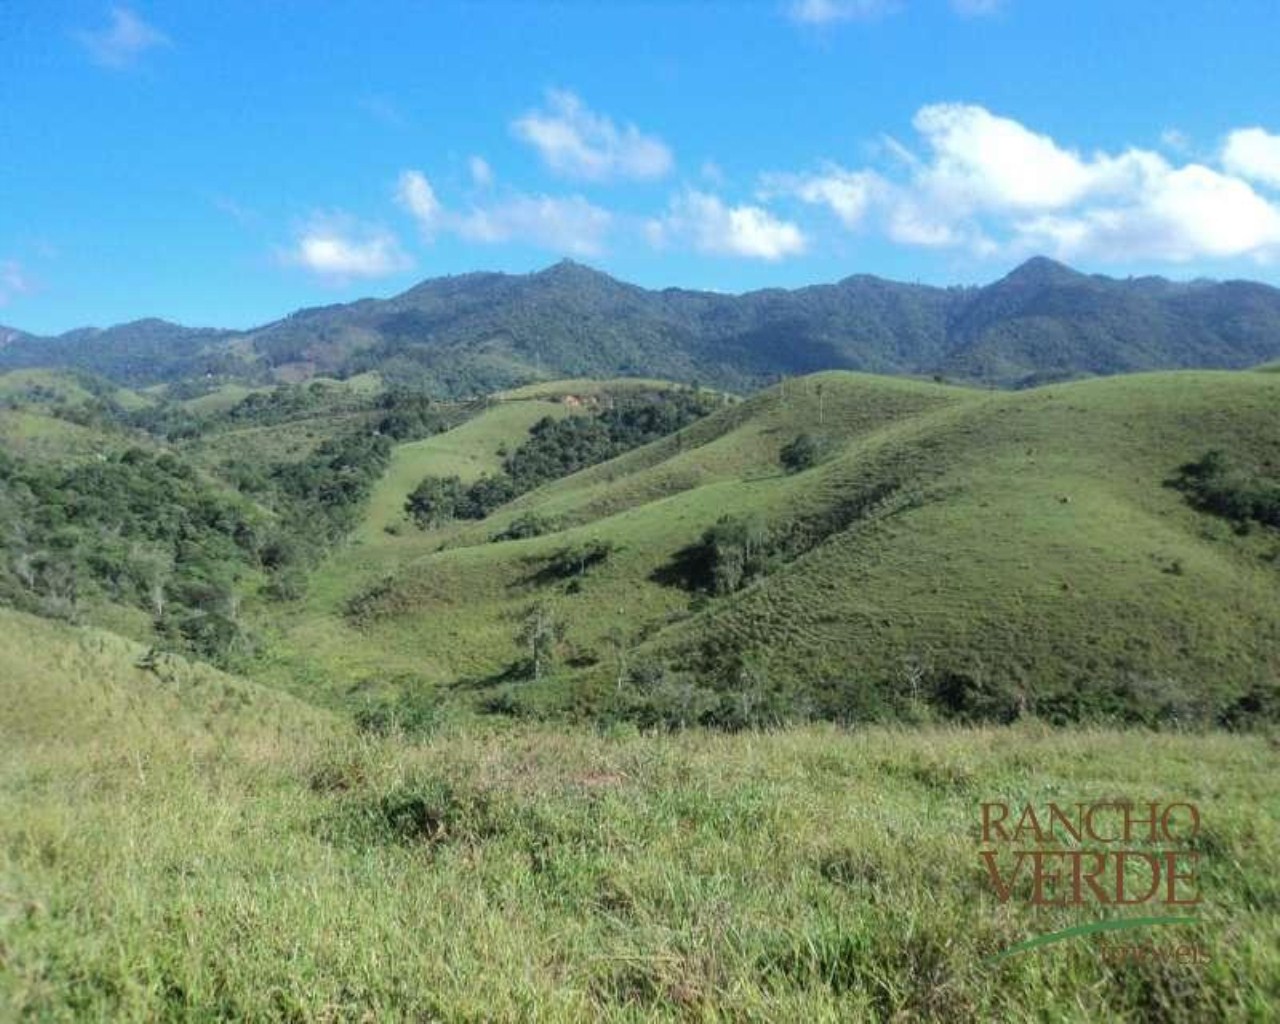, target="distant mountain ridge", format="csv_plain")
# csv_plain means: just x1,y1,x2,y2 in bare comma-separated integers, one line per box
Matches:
5,256,1280,393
